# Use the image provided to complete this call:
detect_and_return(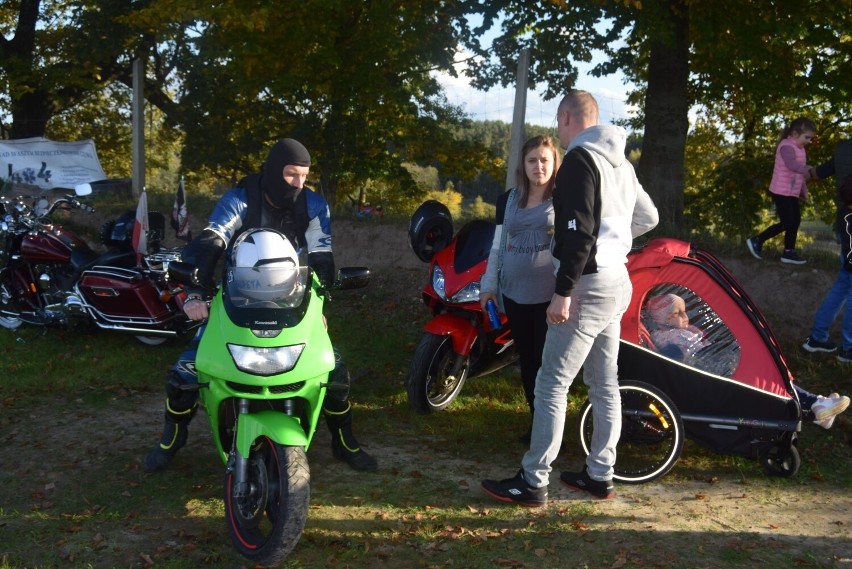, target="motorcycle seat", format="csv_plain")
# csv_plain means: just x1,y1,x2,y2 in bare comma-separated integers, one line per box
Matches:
71,249,137,281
